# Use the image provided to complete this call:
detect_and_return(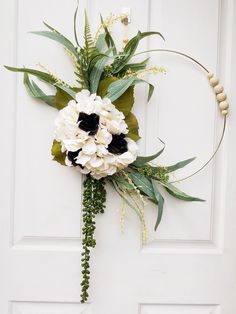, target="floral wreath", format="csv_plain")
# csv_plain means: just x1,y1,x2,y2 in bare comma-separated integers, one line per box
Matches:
5,8,229,303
